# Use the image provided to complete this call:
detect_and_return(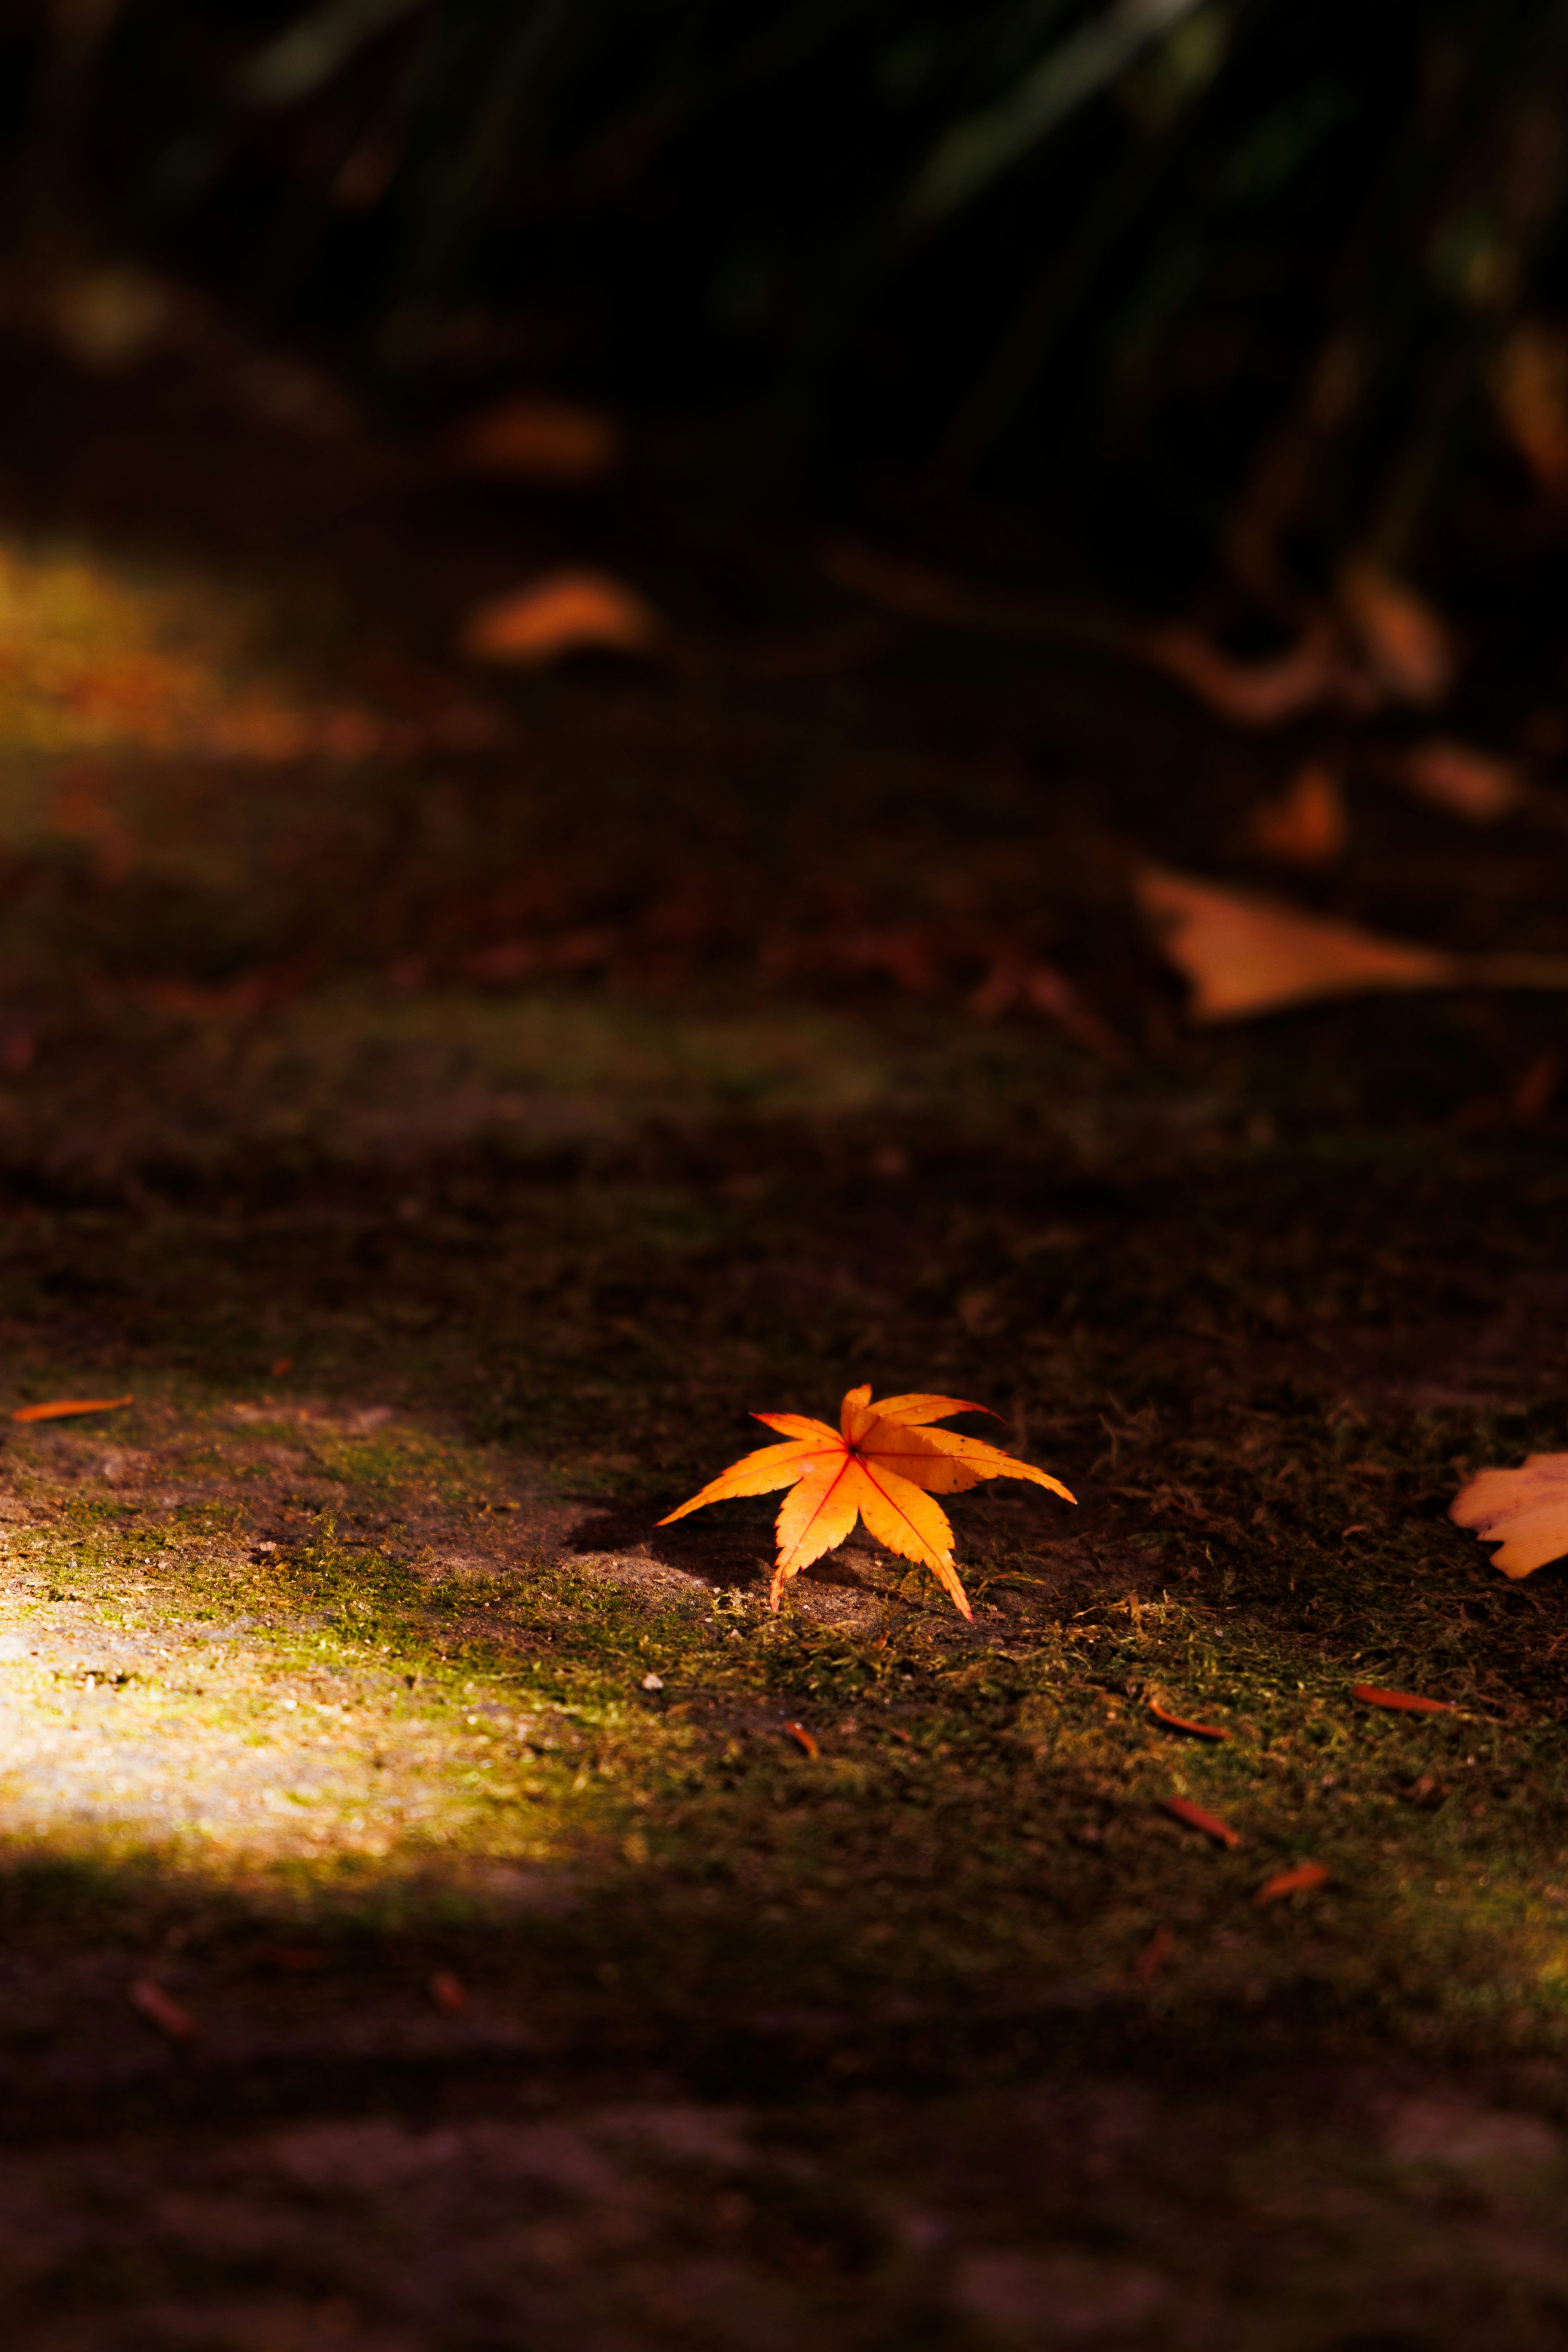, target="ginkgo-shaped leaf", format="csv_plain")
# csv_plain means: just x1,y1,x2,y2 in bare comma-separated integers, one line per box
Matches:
1450,1454,1568,1578
659,1383,1074,1619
